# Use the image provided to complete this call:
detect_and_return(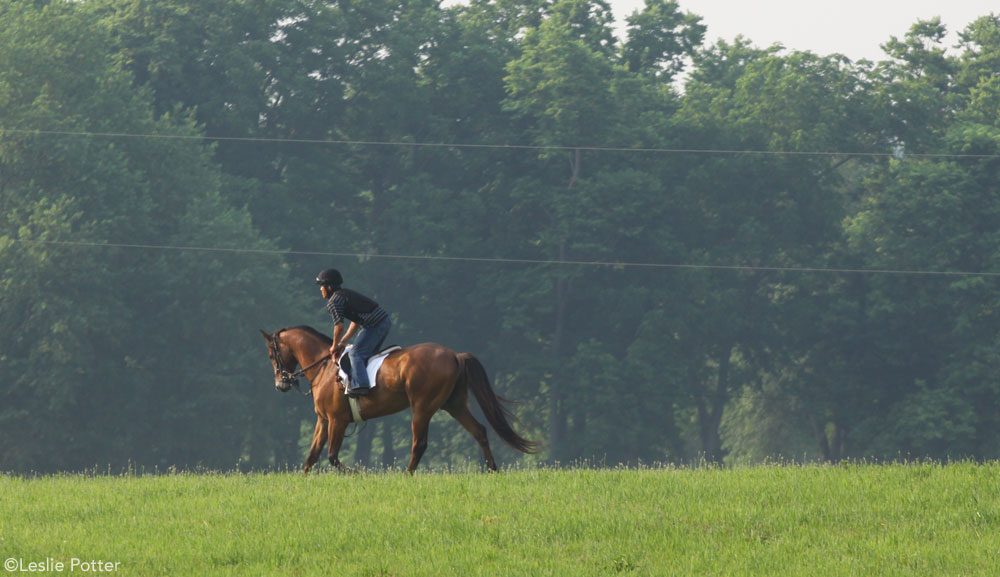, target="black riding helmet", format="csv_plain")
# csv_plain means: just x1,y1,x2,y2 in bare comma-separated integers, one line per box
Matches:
315,268,343,288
